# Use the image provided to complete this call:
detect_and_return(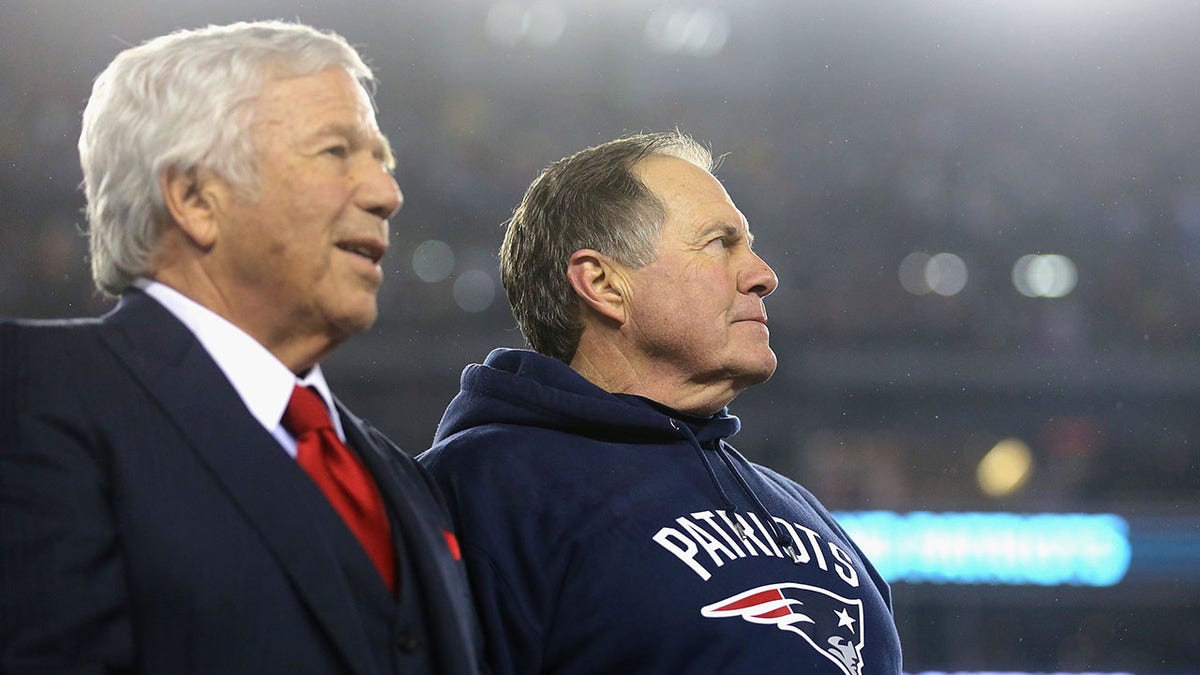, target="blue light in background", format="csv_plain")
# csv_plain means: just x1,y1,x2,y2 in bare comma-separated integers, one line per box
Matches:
907,667,1132,672
832,511,1132,586
902,667,1128,672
